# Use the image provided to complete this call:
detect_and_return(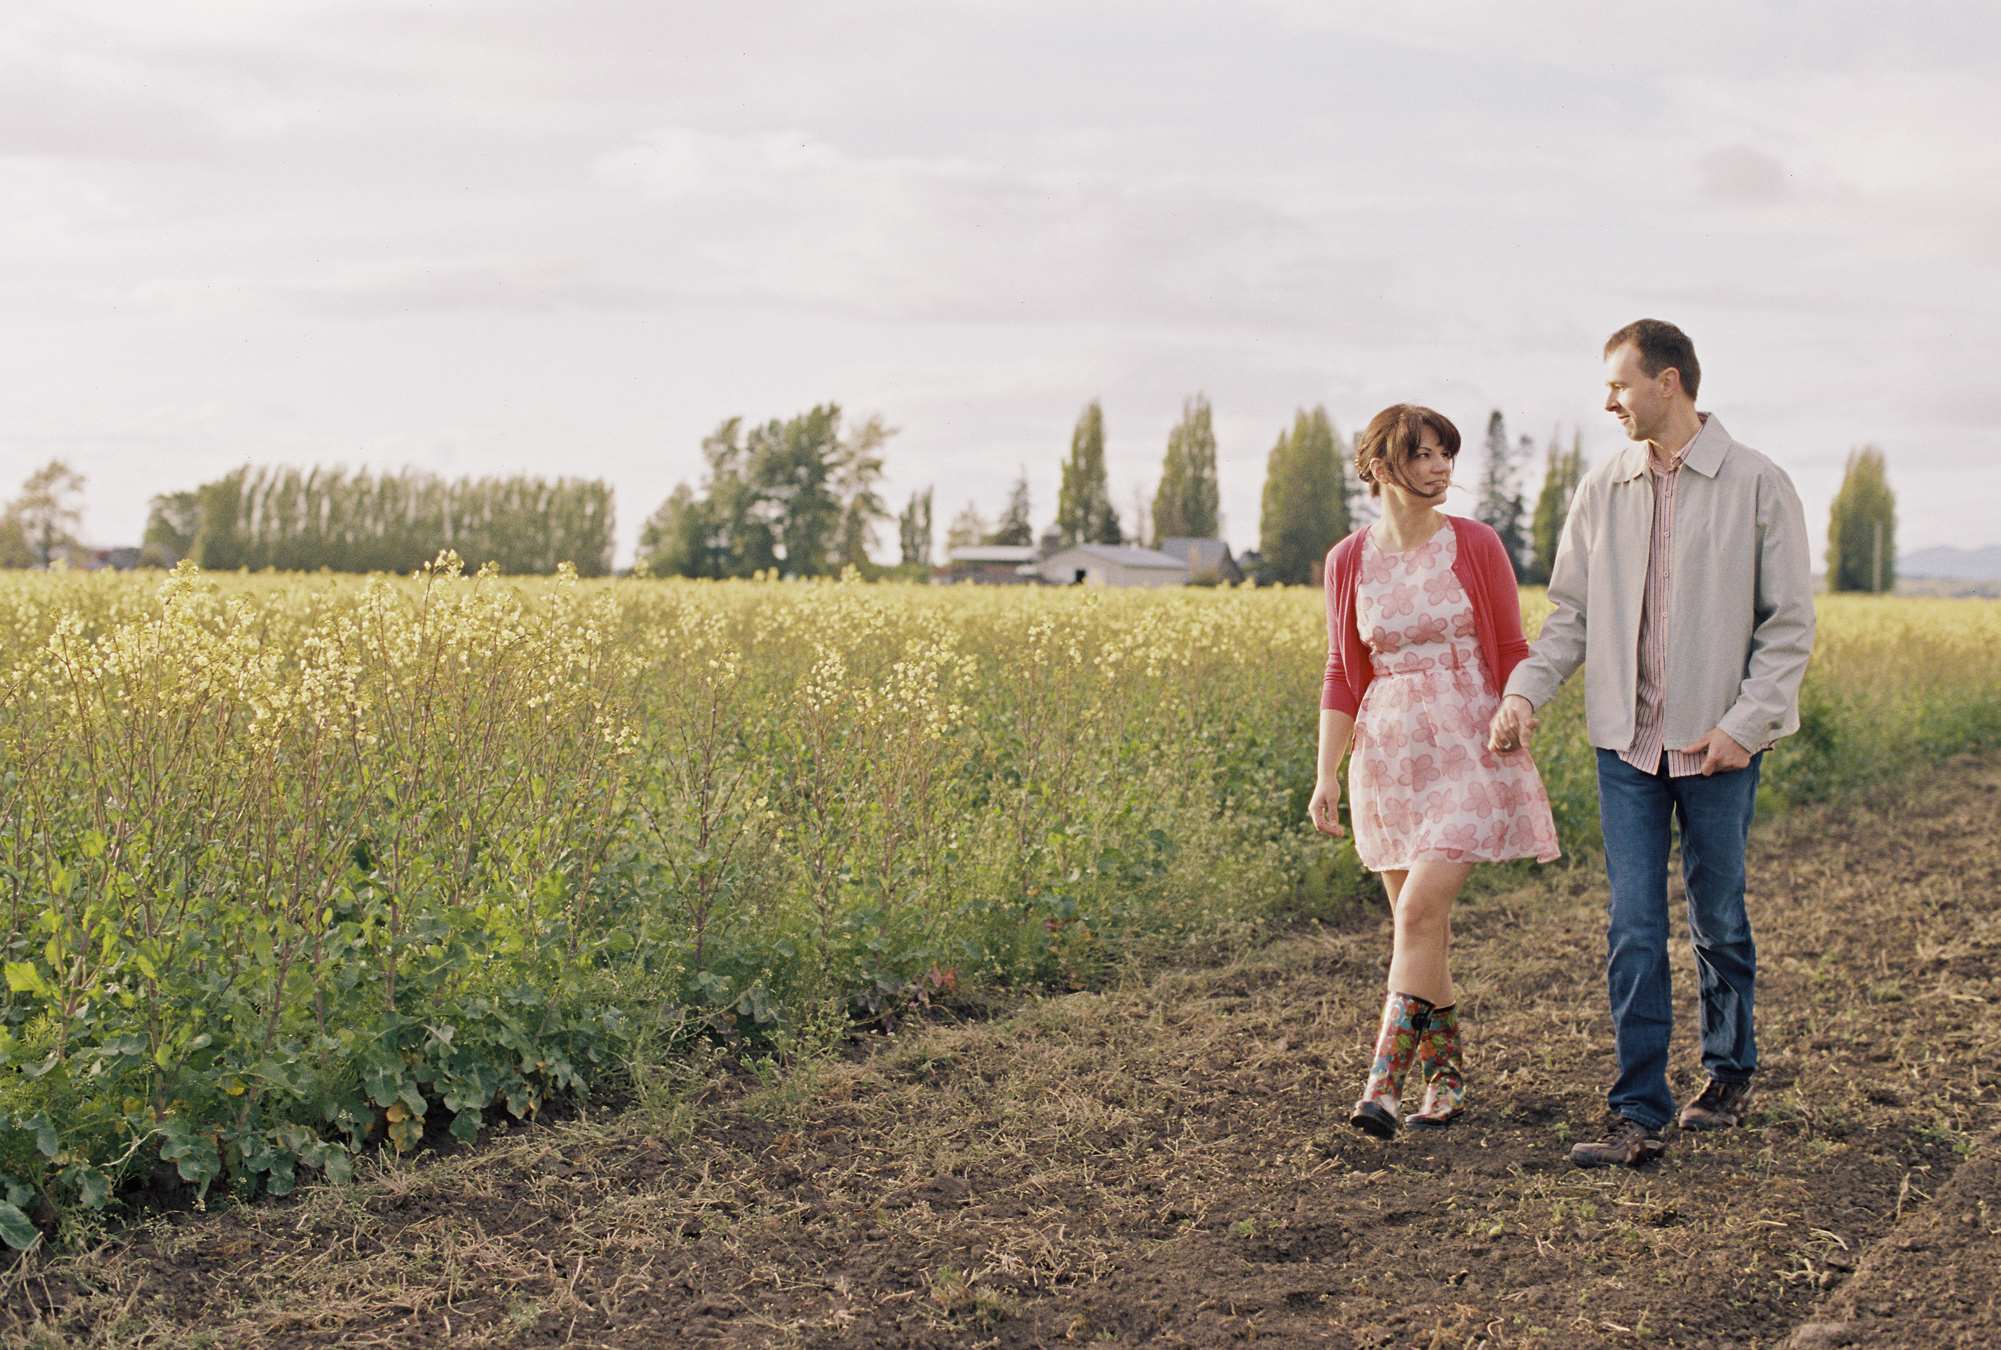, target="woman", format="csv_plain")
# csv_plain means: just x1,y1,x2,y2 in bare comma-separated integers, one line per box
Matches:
1308,404,1560,1138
